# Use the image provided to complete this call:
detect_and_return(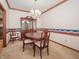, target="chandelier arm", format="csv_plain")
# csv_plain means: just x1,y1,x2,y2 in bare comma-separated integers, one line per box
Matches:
30,0,41,19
